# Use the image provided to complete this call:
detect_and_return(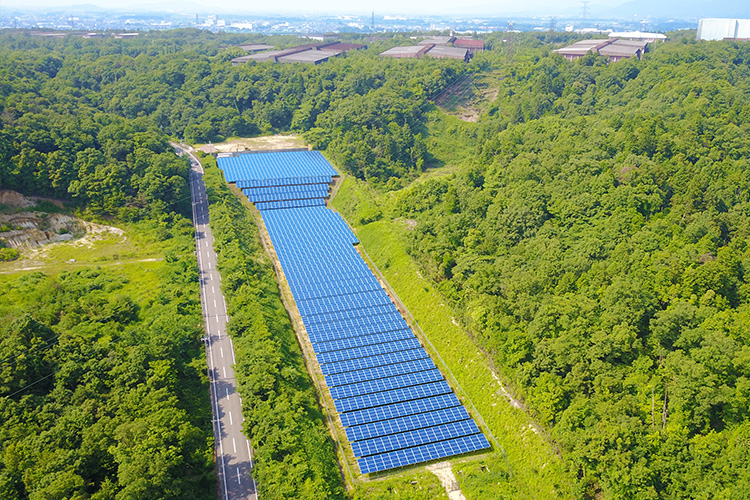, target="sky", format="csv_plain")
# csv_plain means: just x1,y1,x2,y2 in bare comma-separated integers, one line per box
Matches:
2,0,612,16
